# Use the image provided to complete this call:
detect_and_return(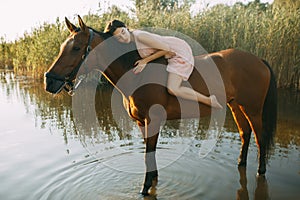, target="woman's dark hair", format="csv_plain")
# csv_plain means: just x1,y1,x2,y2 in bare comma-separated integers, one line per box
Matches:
104,20,126,35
